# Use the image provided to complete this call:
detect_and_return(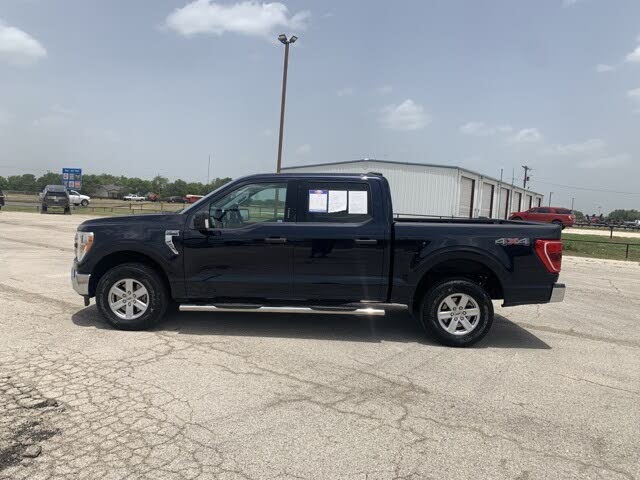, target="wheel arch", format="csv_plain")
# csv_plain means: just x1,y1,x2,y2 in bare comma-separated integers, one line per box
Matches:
88,250,170,297
411,256,505,314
